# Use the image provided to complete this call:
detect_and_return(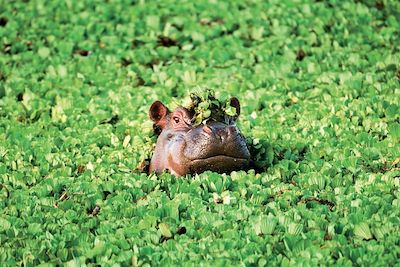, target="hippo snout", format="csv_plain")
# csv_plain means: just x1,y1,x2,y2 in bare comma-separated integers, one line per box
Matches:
184,122,250,161
201,124,237,141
